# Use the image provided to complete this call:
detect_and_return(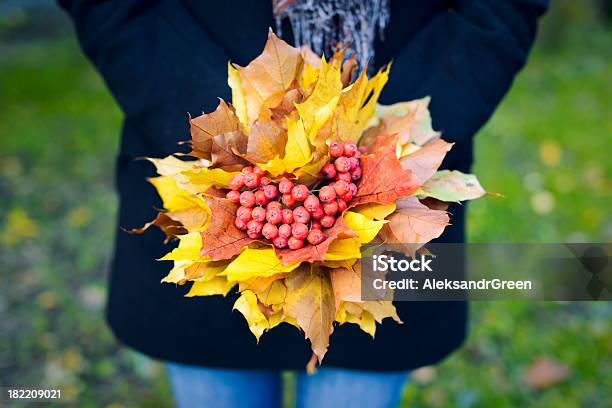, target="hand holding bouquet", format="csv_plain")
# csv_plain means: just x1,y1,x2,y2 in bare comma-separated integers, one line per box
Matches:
133,30,485,370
